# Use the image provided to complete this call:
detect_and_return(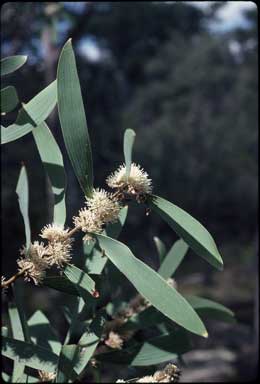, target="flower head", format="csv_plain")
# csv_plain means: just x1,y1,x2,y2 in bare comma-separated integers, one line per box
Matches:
45,240,73,268
86,188,121,224
40,224,70,242
73,207,103,242
38,370,56,382
17,242,49,285
105,331,123,349
106,163,152,195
